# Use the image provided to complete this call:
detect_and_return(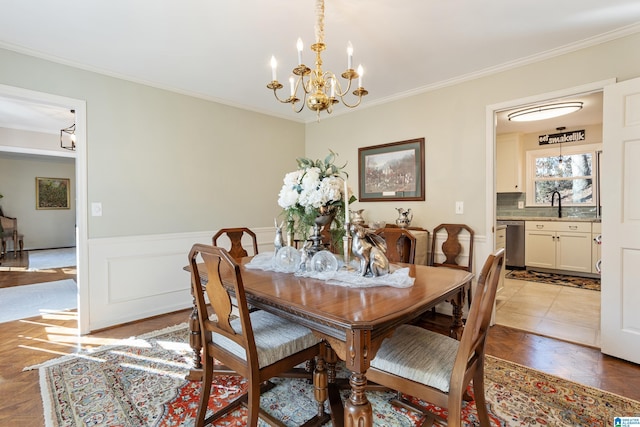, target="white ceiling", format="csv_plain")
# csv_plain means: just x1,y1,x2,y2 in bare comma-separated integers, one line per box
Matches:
0,0,637,132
